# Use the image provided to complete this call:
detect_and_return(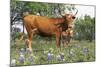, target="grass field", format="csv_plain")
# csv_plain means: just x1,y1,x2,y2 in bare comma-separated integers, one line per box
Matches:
10,38,95,66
